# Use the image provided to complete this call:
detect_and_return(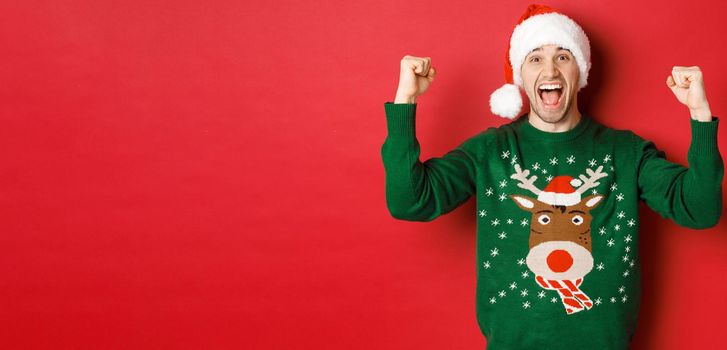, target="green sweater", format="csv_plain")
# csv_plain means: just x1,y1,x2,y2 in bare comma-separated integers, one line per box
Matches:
381,102,723,349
